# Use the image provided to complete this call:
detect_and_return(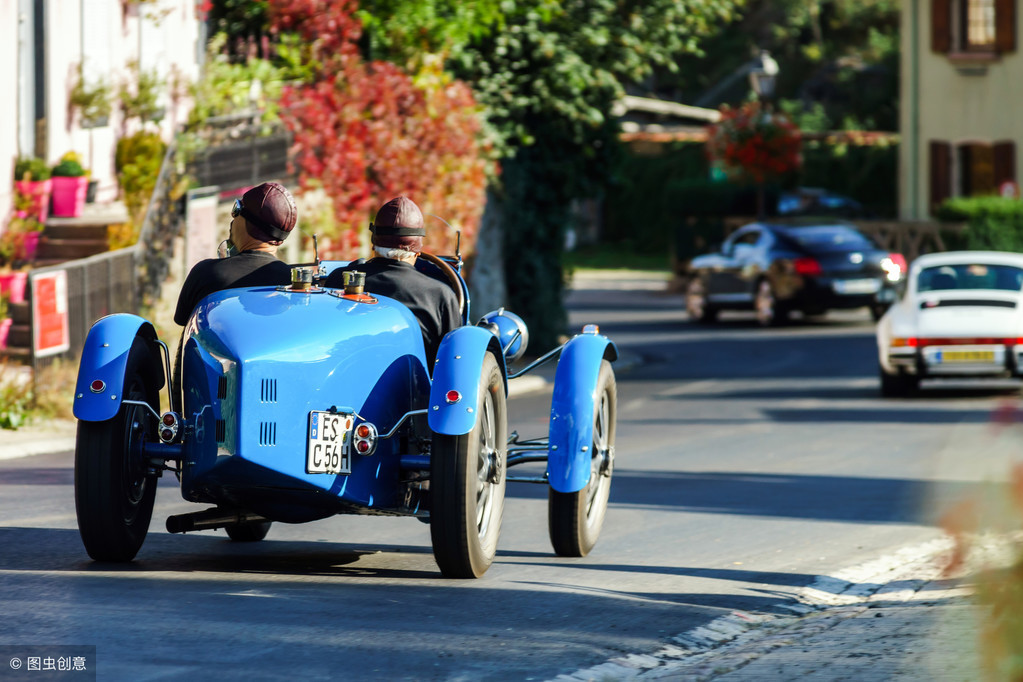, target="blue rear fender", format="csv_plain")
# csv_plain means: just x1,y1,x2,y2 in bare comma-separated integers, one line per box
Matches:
73,314,164,422
547,333,618,493
428,326,507,436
